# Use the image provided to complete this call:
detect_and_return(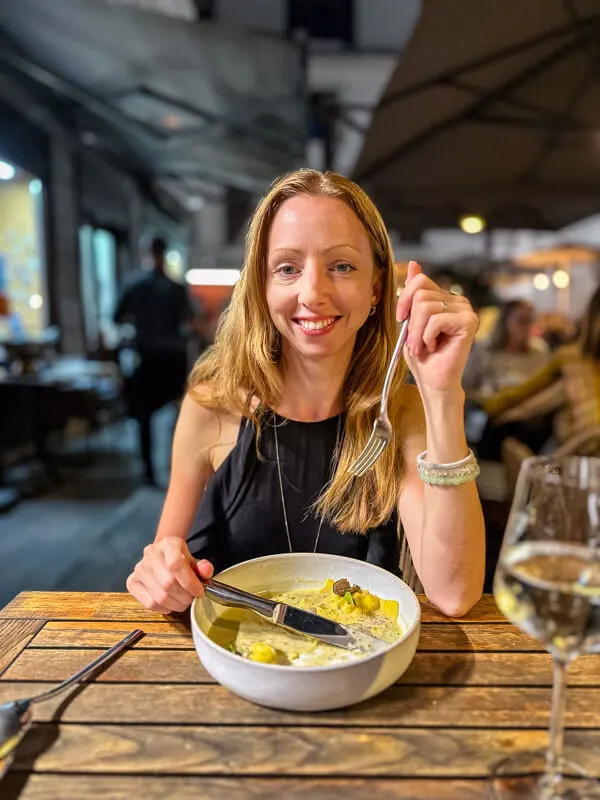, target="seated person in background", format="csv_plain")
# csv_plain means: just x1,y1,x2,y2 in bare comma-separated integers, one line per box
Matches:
478,286,600,459
463,299,551,396
537,311,578,352
126,168,485,618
